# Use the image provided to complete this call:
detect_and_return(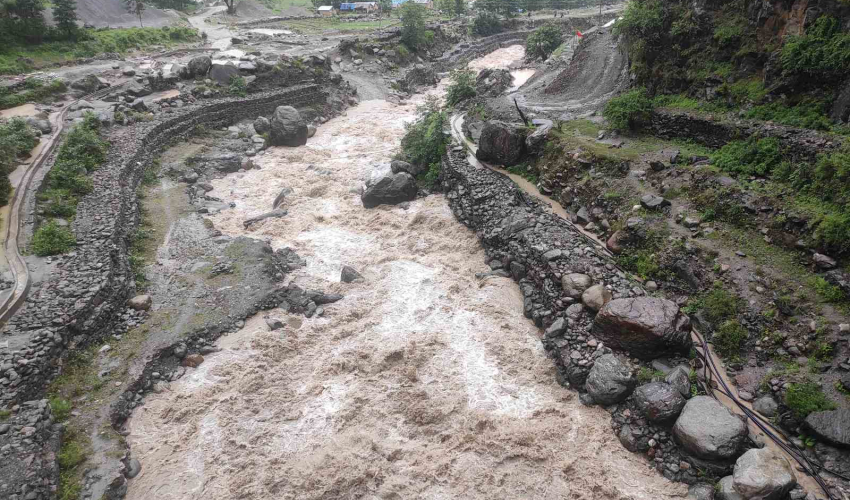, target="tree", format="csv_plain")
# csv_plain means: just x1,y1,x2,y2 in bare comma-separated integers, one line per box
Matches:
9,0,47,43
526,24,563,60
399,2,426,50
125,0,145,26
52,0,78,39
378,0,391,16
222,0,238,14
453,0,465,15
